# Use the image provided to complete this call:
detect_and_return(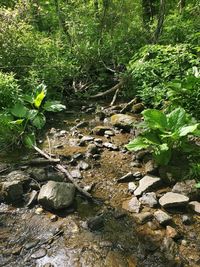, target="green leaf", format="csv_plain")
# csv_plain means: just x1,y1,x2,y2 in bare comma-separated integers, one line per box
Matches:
23,95,34,104
195,182,200,189
179,123,199,137
9,119,24,125
34,85,47,109
32,113,46,129
142,109,167,131
167,107,187,131
43,101,66,112
125,137,150,151
153,144,171,165
23,132,36,148
26,109,38,120
11,102,28,118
